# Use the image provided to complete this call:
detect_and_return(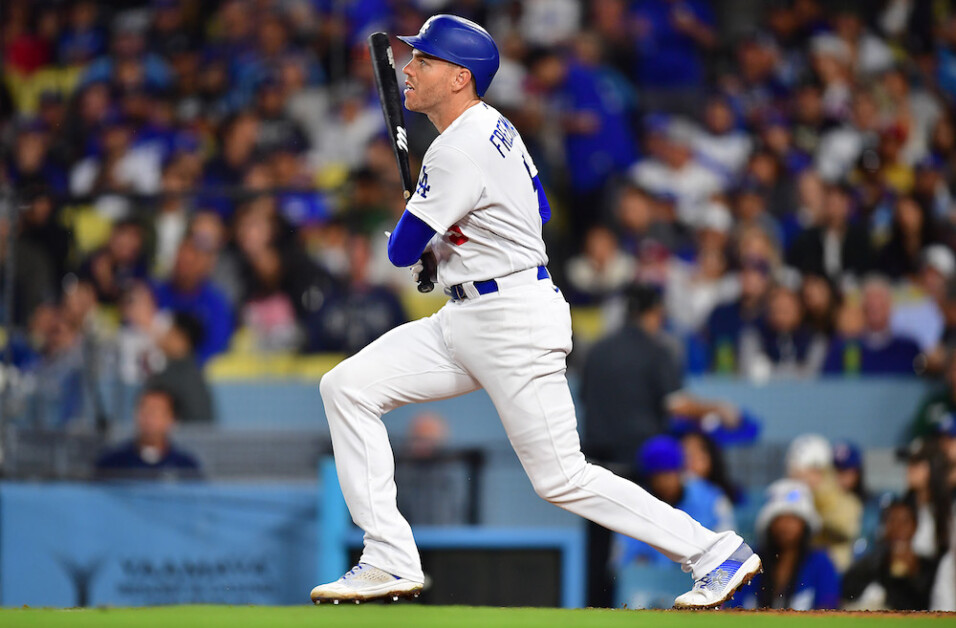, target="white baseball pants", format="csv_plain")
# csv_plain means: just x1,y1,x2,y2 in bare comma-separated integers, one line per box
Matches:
320,270,741,583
